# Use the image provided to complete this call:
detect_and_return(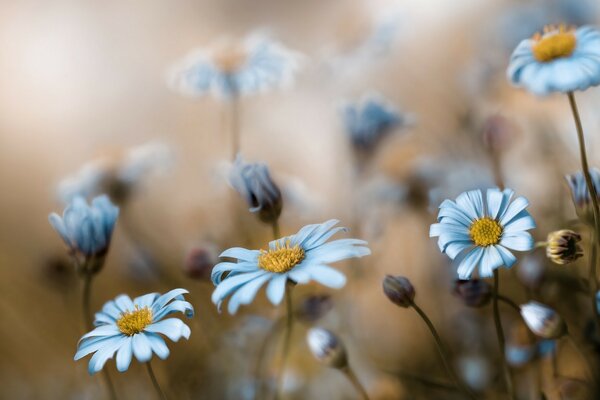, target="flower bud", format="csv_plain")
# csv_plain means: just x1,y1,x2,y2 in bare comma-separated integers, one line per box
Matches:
520,301,567,339
453,279,491,307
565,169,600,225
295,295,333,323
184,245,218,281
229,155,283,224
382,275,415,308
306,327,347,369
546,230,583,265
